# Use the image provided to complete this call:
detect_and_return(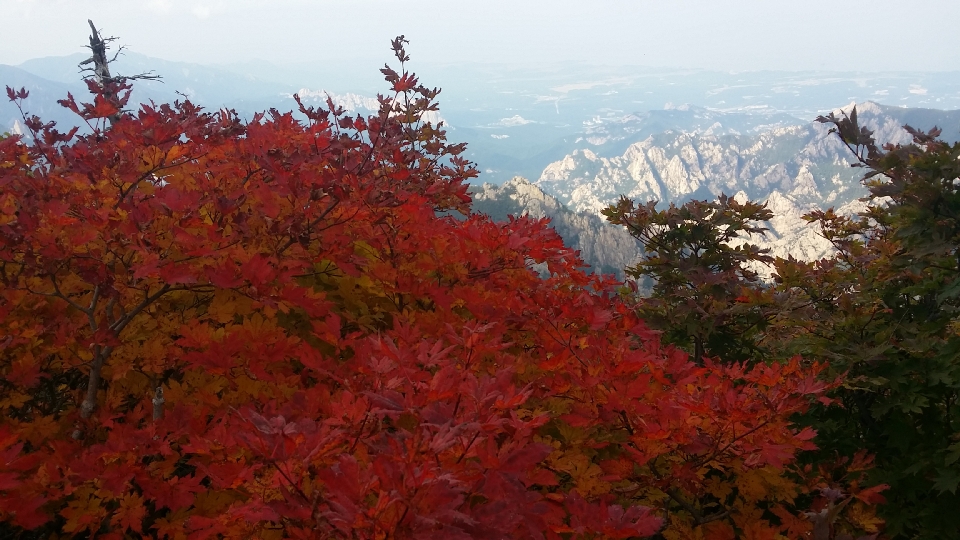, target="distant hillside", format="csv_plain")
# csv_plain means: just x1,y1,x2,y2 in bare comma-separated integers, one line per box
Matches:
0,64,83,134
